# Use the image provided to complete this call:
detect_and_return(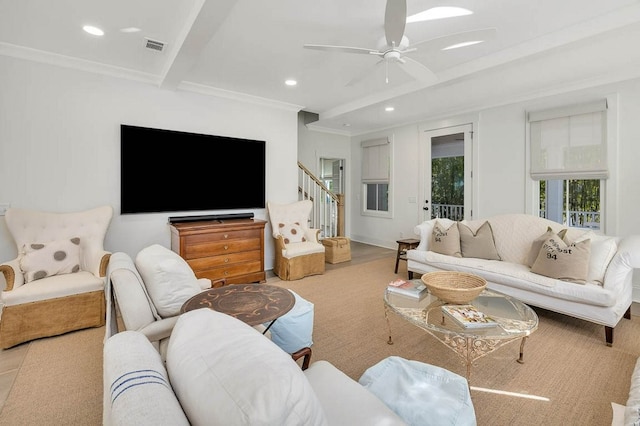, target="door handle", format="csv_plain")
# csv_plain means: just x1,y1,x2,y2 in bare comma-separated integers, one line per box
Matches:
423,207,429,211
